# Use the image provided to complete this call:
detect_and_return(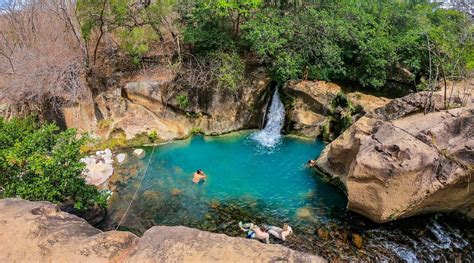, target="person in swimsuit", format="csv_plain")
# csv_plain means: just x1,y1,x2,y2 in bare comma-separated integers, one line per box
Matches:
266,223,293,241
192,169,207,184
239,222,270,243
307,159,317,167
252,225,270,244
